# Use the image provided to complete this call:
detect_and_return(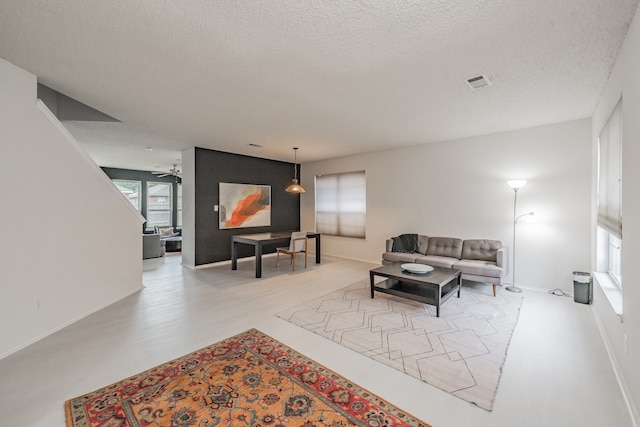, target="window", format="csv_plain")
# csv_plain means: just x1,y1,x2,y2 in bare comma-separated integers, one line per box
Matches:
177,183,183,228
597,99,622,288
146,182,172,230
608,233,622,285
315,170,366,238
112,180,141,210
